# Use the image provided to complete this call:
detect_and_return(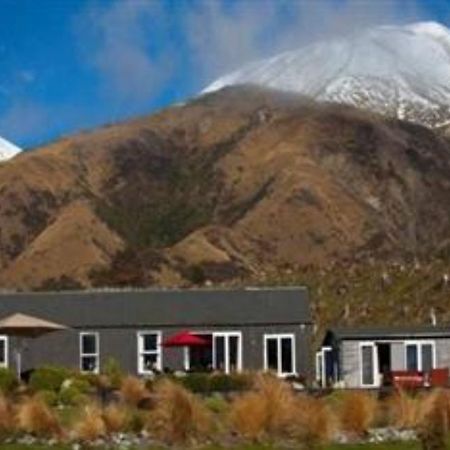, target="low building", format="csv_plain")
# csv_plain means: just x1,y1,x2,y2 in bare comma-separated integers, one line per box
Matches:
317,326,450,388
0,287,312,378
